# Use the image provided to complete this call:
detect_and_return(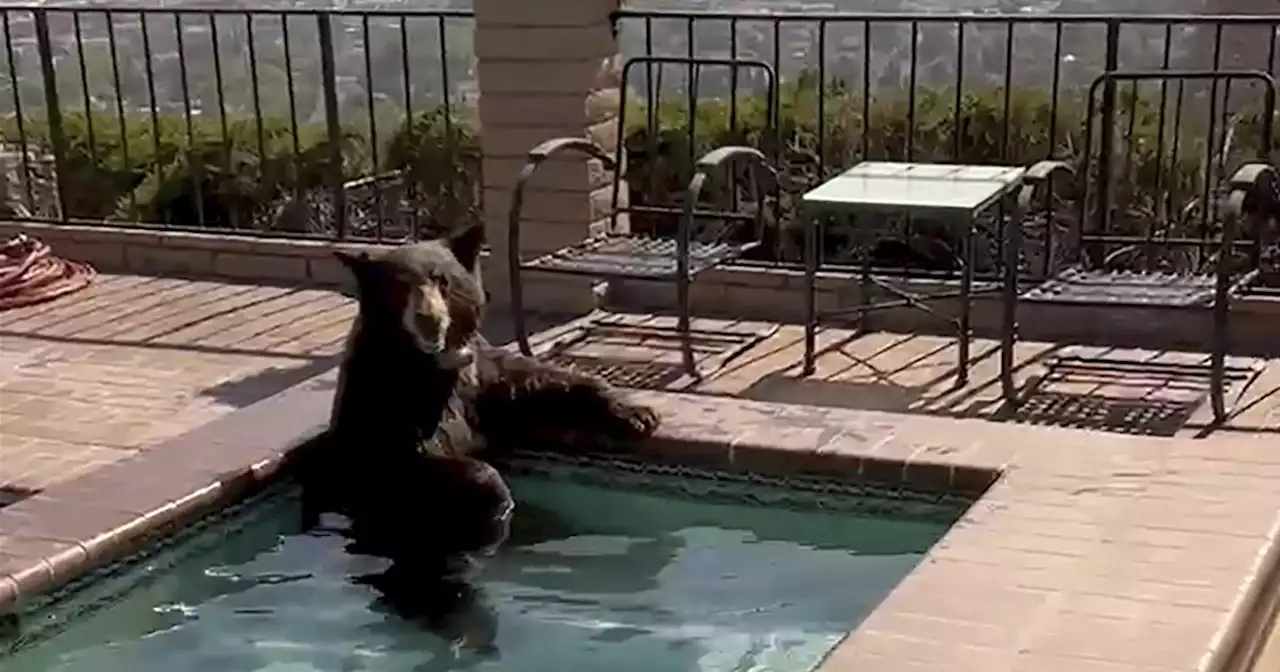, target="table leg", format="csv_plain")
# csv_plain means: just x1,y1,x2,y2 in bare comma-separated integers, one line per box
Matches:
956,215,974,387
859,243,872,334
1000,196,1023,406
803,211,818,376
